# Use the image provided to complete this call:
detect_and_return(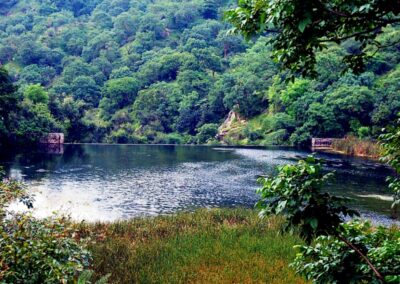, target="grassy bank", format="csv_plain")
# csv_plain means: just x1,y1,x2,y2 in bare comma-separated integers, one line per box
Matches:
331,136,382,159
78,209,306,284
